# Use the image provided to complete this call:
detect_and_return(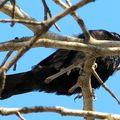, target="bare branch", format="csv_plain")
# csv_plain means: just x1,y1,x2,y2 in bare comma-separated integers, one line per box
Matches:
9,0,16,26
0,106,120,120
54,0,91,41
0,18,43,25
0,0,94,34
1,35,120,57
92,64,120,104
0,68,6,96
0,51,13,67
42,0,61,31
69,58,95,117
45,62,85,84
16,112,26,120
65,0,72,7
0,0,41,33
